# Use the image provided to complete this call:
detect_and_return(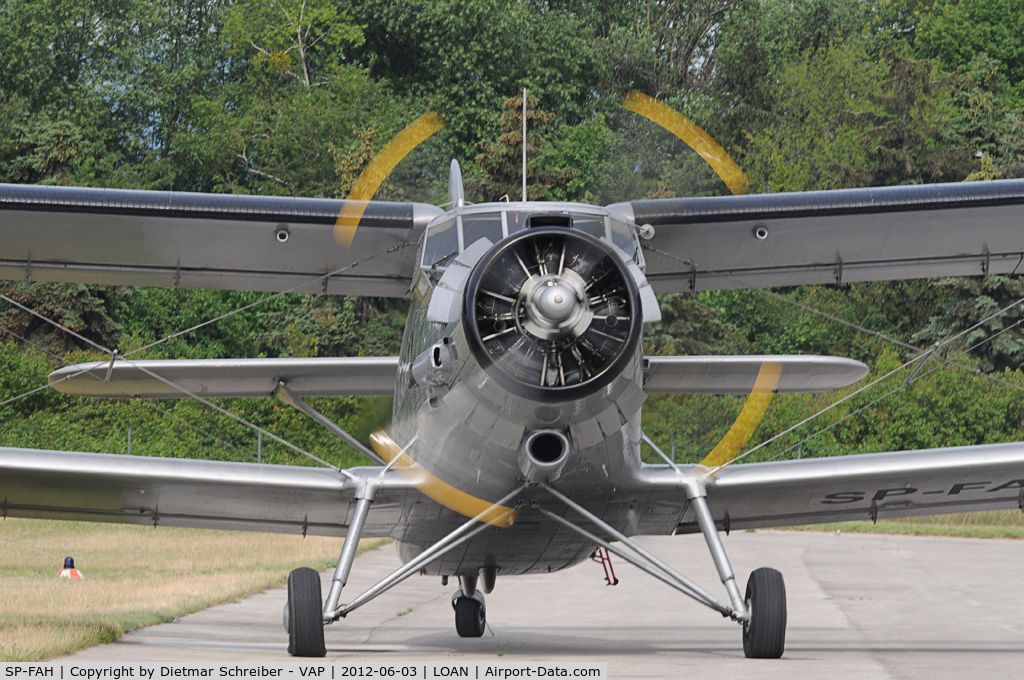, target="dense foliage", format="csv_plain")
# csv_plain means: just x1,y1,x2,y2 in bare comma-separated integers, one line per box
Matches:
2,0,1024,468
